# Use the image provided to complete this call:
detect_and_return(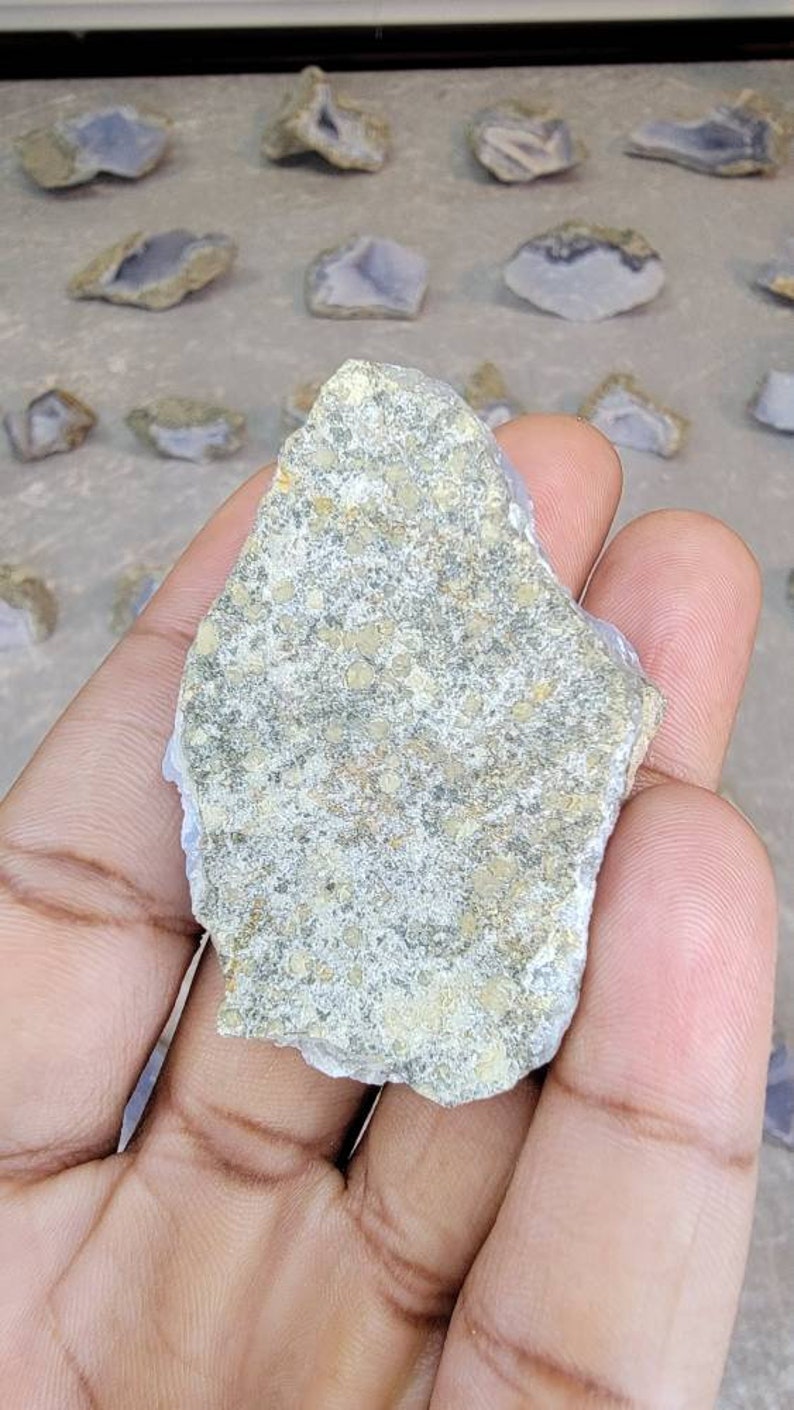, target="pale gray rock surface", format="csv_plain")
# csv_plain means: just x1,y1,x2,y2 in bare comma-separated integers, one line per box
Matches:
463,361,524,430
750,370,794,433
17,104,171,189
69,229,237,311
0,565,57,649
504,221,665,322
126,397,246,460
626,90,789,177
111,564,166,635
261,66,389,173
3,388,96,461
468,101,583,182
305,235,429,319
581,373,687,458
164,359,662,1106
